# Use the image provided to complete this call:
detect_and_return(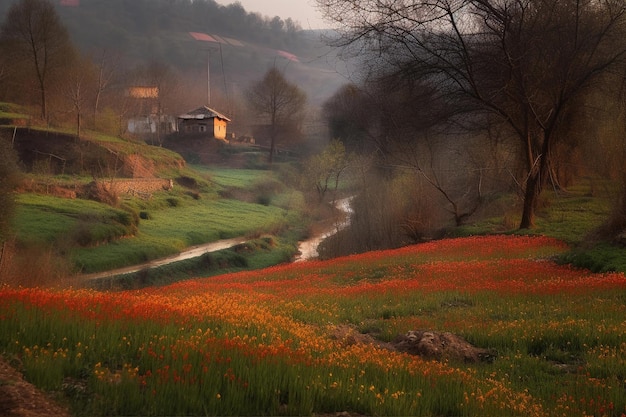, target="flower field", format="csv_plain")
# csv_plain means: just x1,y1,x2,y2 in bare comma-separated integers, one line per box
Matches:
1,235,625,416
